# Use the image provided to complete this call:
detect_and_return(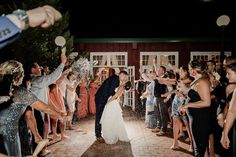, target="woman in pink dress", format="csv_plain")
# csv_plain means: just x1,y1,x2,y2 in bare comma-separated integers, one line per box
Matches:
78,79,89,118
49,84,67,139
88,76,100,115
